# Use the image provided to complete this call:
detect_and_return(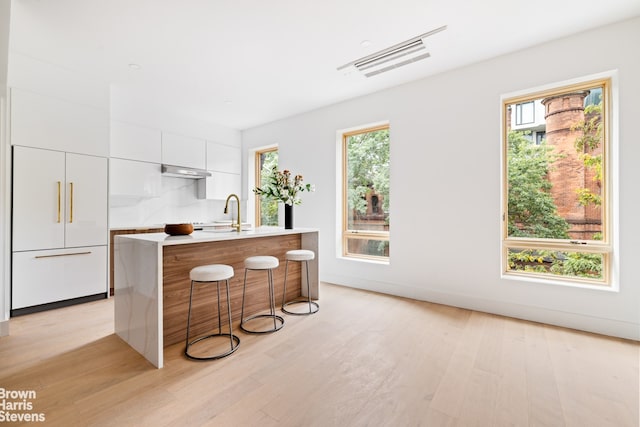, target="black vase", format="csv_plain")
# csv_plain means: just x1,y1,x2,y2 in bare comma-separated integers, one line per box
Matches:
284,204,293,229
